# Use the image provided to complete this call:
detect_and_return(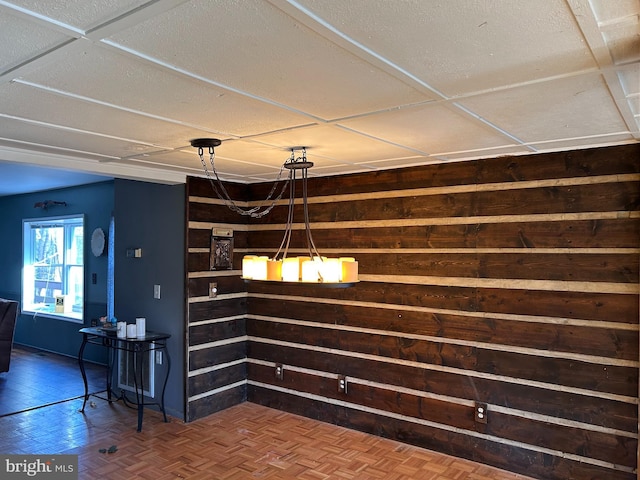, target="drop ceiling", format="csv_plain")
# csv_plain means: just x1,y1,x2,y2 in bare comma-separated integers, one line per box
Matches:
0,0,638,196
